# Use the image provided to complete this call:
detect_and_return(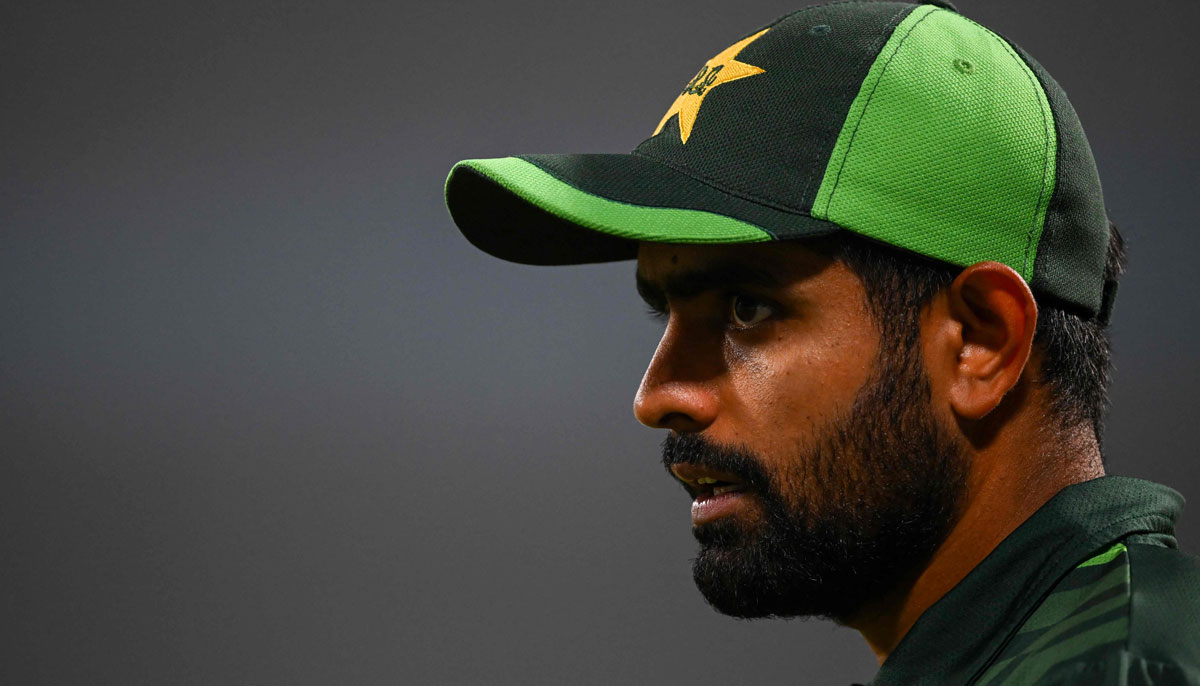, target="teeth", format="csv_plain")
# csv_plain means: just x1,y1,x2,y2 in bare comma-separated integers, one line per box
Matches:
713,484,744,496
696,477,719,485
